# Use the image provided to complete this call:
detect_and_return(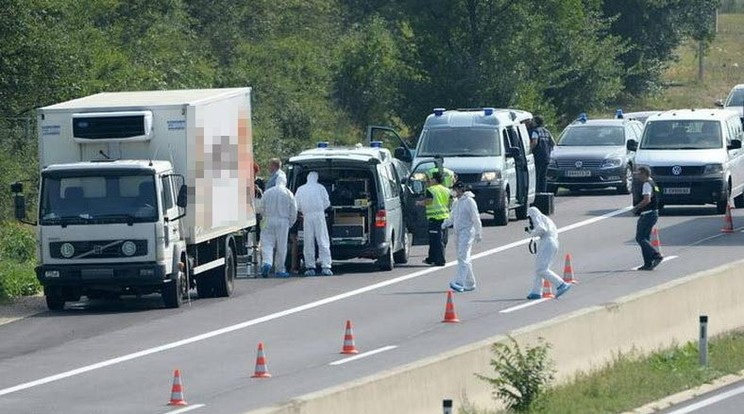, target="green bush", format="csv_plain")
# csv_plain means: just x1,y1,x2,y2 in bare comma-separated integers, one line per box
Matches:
477,337,555,413
0,260,39,299
0,221,36,263
0,221,39,300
